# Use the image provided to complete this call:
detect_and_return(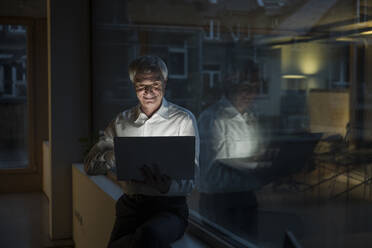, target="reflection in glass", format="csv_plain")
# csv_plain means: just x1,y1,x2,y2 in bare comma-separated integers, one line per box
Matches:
92,0,372,247
0,24,28,169
198,72,266,238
